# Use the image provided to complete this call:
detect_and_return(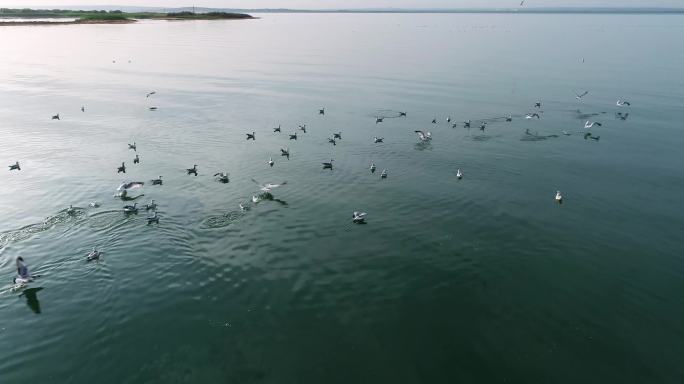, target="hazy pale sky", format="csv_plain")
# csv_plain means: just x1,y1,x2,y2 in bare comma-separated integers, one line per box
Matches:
0,0,681,8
